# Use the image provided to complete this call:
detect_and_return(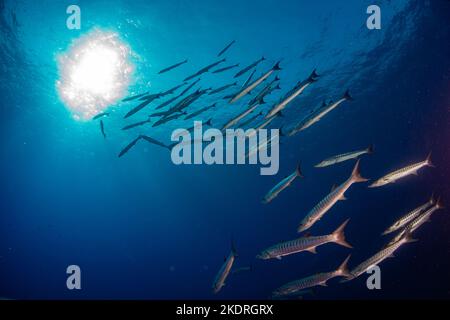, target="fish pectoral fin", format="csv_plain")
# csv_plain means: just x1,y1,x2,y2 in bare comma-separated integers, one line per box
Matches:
275,256,282,260
306,247,317,254
412,171,419,176
388,254,395,258
339,194,347,201
319,282,327,287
